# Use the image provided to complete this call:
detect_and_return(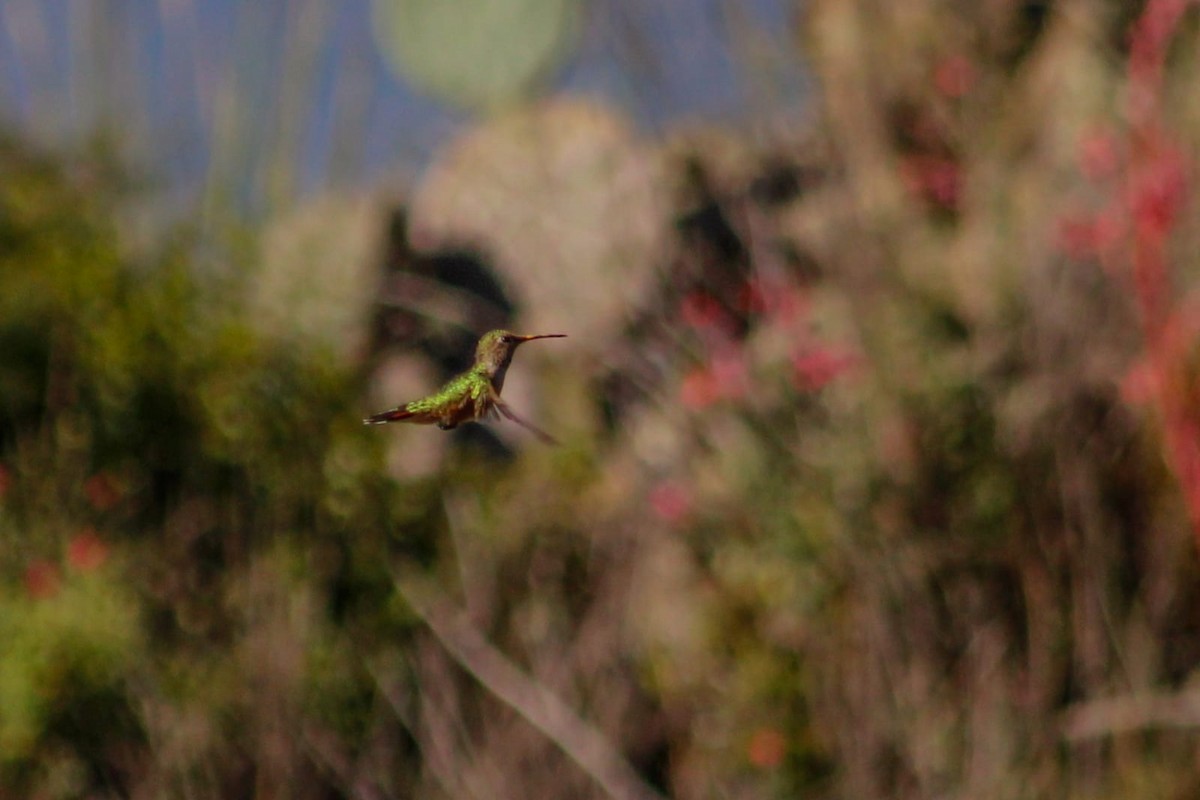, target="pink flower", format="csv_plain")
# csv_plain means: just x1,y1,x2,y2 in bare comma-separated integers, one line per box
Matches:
1121,360,1158,406
1078,129,1121,181
741,280,810,325
1056,216,1098,260
933,54,976,98
792,348,859,391
1129,148,1188,239
649,481,692,525
680,348,751,408
680,367,721,409
1055,210,1124,263
709,348,749,400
